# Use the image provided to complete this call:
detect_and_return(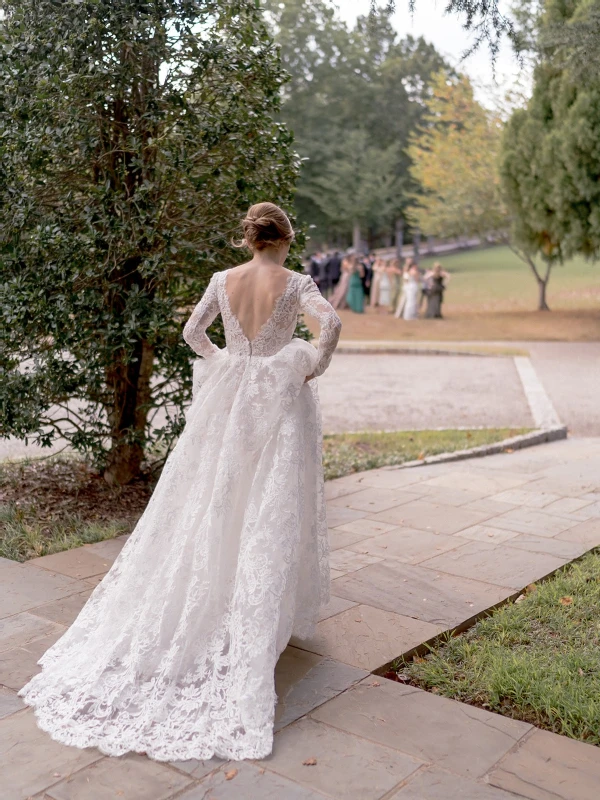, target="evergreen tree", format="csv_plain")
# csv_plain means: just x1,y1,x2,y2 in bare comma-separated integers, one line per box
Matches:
500,0,600,309
0,0,299,484
265,0,450,247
